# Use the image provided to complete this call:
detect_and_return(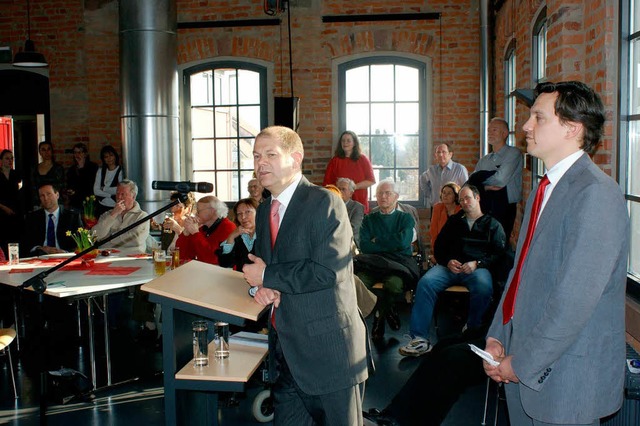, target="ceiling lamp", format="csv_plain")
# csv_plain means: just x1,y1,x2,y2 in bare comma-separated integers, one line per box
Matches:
13,0,48,68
